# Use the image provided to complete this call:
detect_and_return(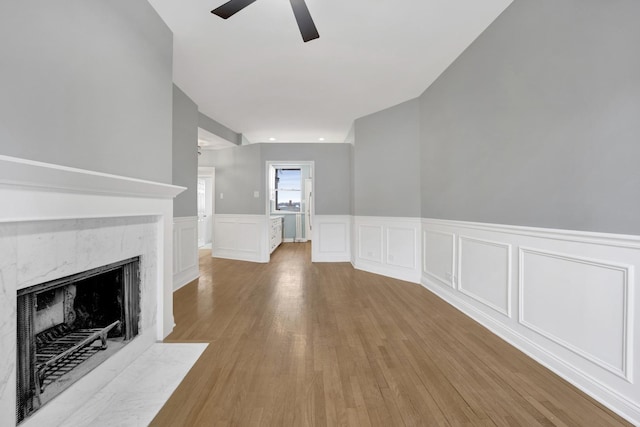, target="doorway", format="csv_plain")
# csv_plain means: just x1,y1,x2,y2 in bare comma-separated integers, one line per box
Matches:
266,161,314,258
197,167,215,249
